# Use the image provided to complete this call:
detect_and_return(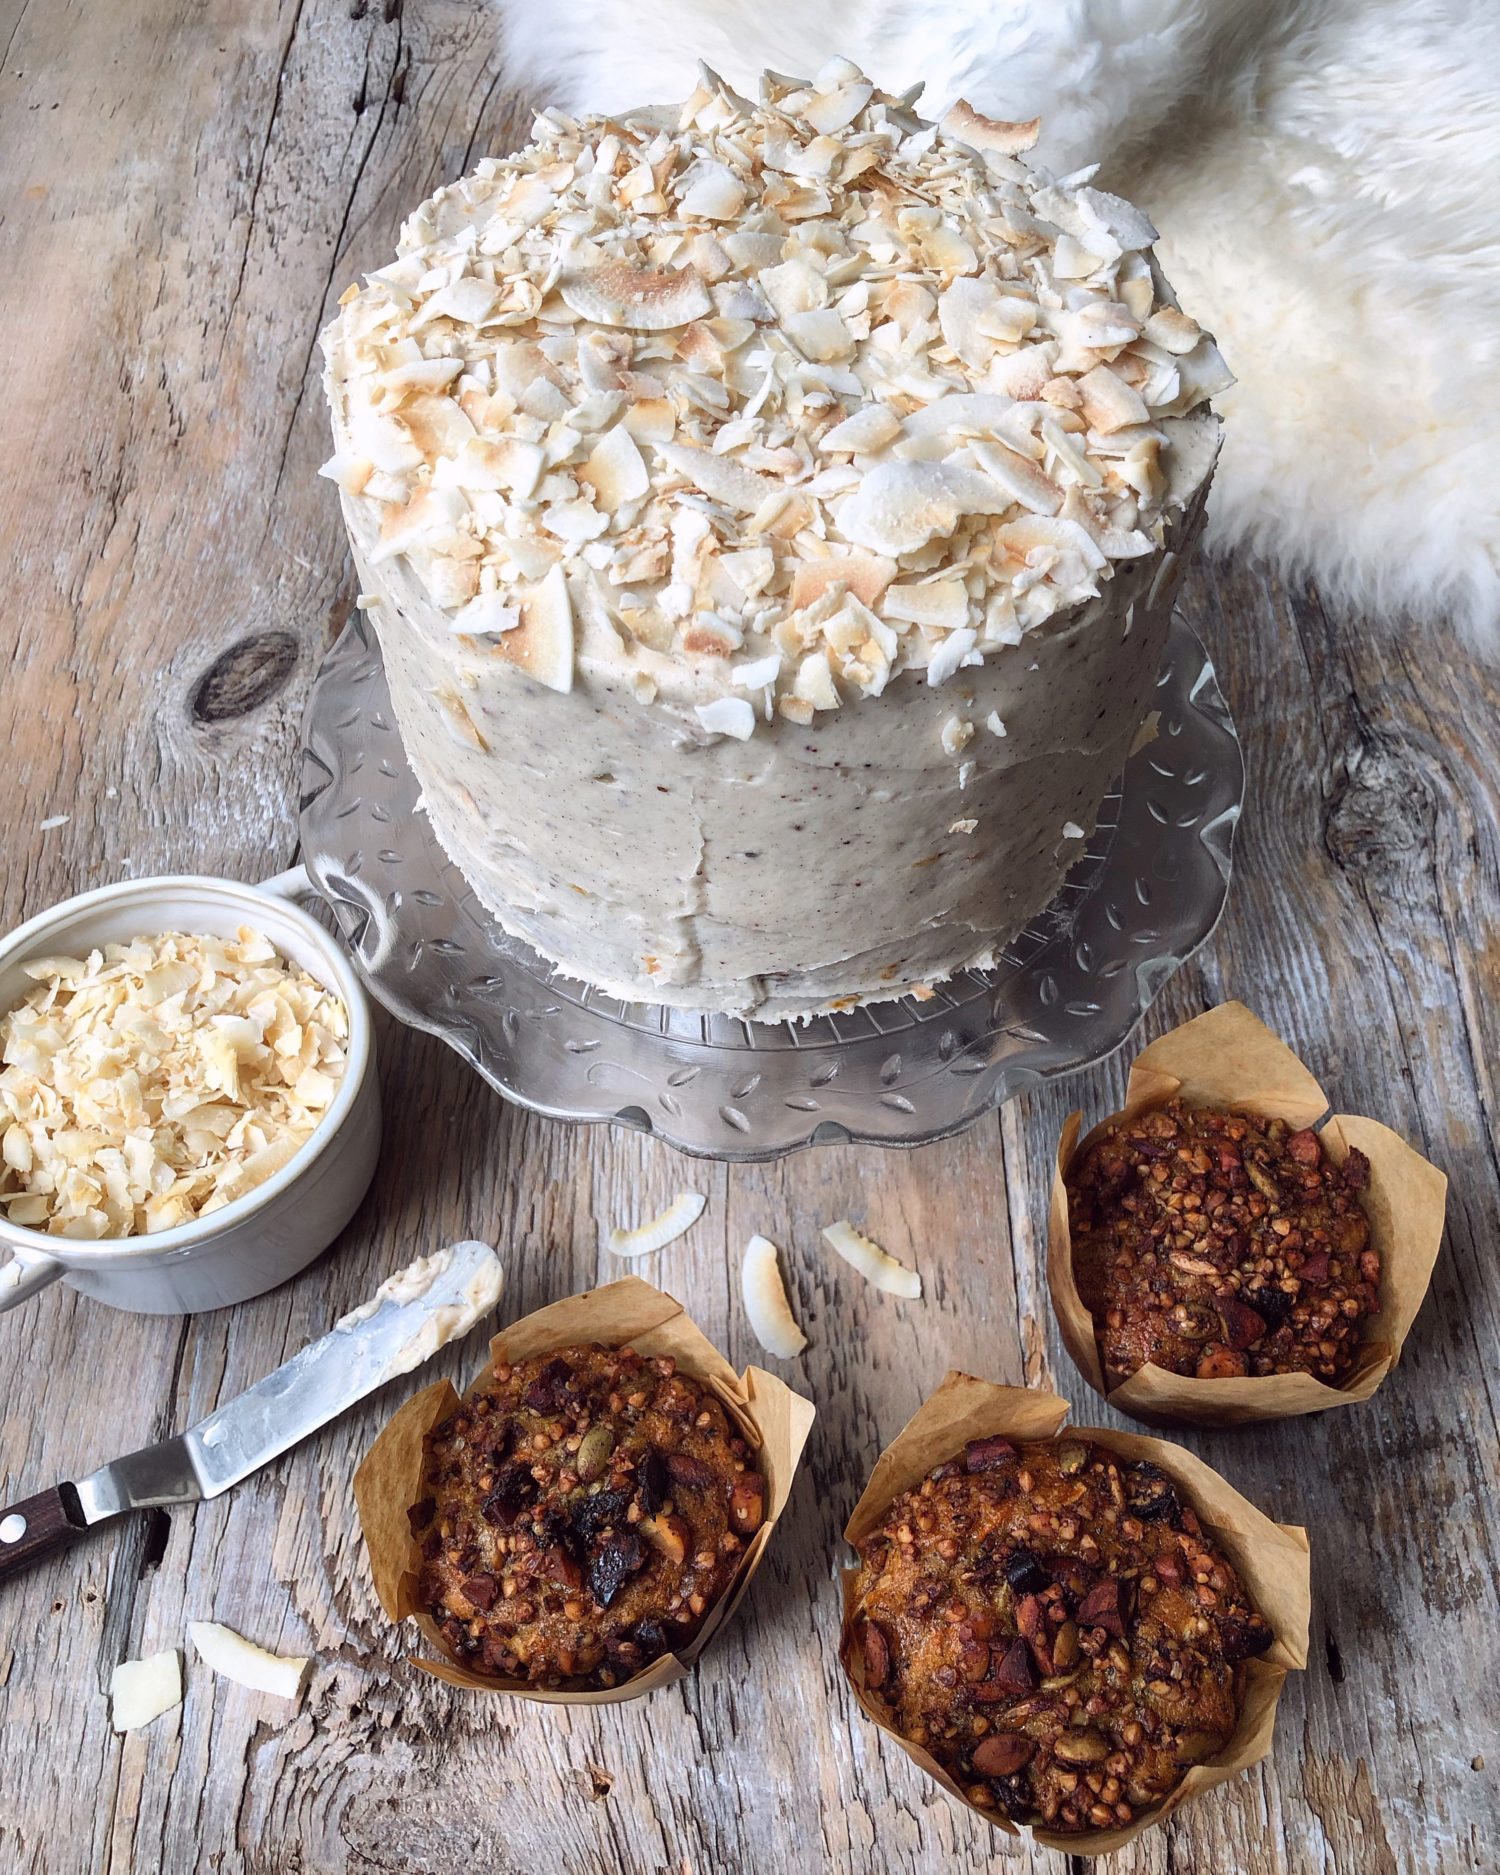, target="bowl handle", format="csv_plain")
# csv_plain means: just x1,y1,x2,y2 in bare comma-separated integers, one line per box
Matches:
0,1250,64,1315
257,864,317,904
